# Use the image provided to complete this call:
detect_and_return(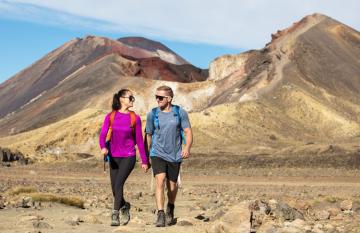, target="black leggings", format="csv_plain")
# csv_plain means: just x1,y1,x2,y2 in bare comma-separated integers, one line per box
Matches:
109,156,136,210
